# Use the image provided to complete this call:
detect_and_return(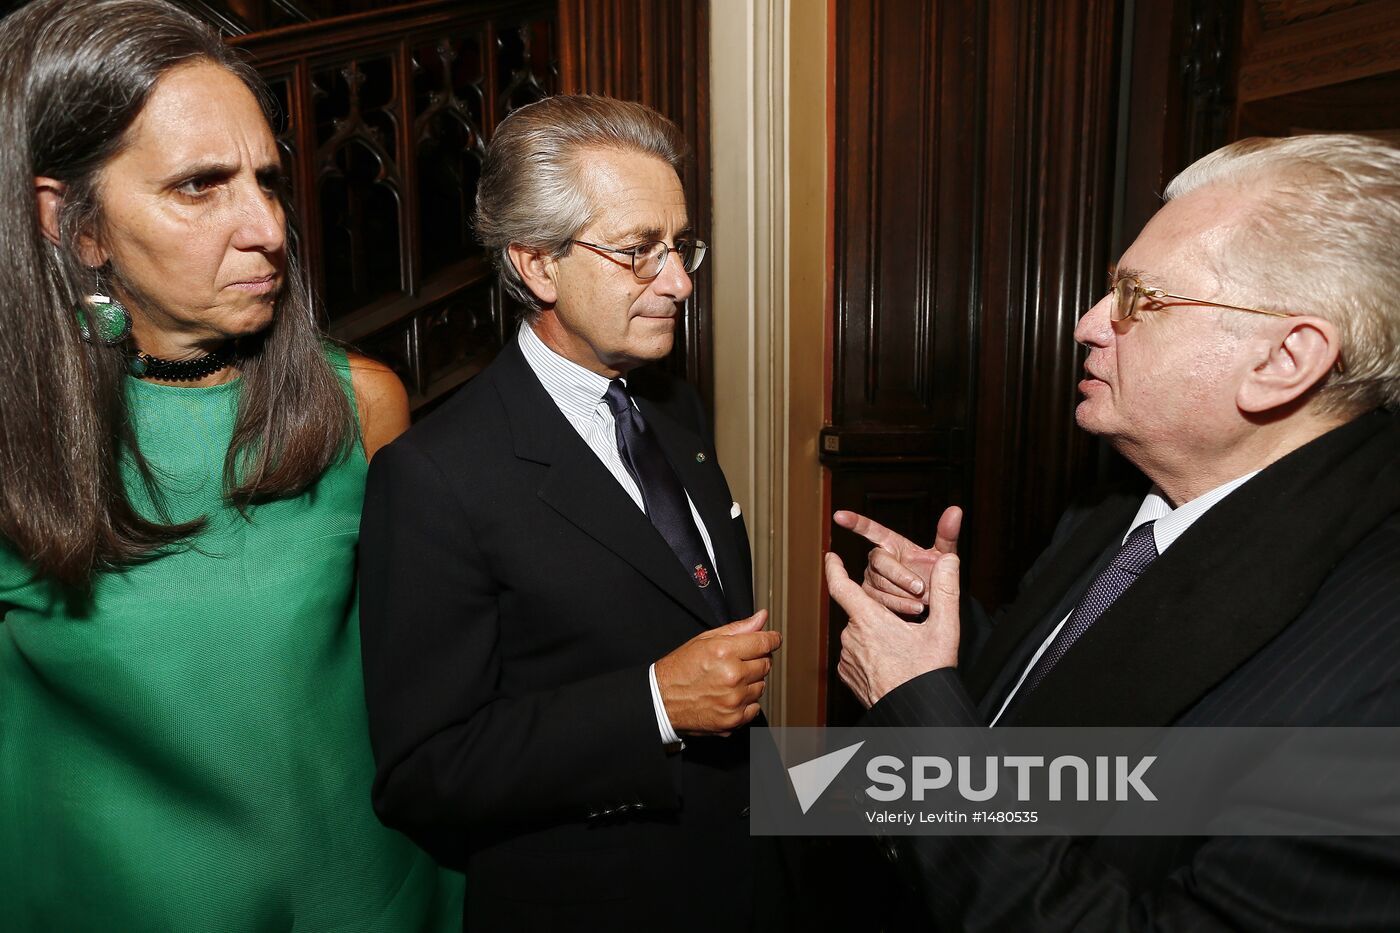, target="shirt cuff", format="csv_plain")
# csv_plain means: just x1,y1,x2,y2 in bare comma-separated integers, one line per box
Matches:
648,662,683,746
